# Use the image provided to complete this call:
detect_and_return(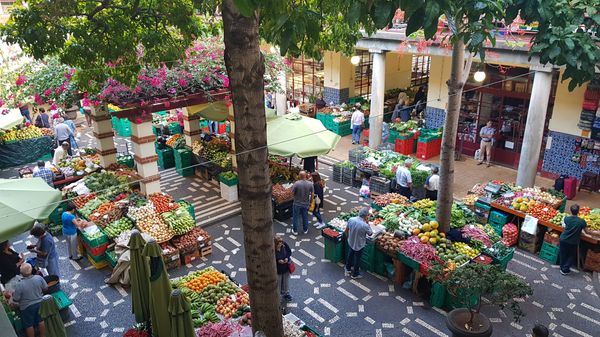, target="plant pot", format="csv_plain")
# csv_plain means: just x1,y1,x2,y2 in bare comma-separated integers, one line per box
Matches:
446,308,493,337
